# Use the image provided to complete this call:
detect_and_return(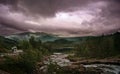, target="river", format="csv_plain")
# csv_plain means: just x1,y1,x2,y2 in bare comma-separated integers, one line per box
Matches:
42,53,120,74
84,64,120,74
